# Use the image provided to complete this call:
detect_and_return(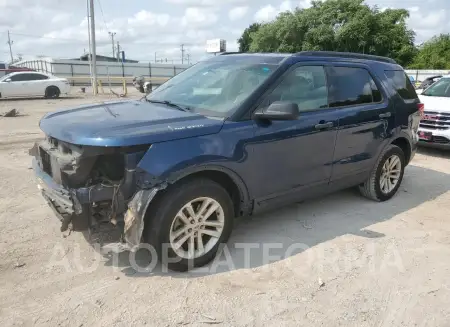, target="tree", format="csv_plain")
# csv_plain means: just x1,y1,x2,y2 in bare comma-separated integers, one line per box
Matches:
242,0,417,66
237,23,261,52
409,34,450,69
